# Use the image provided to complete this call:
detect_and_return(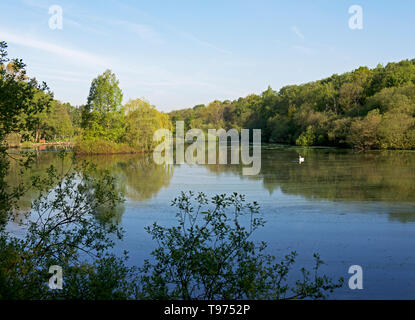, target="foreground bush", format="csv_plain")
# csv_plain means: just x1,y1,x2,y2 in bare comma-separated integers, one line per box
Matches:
139,191,344,300
0,154,138,299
